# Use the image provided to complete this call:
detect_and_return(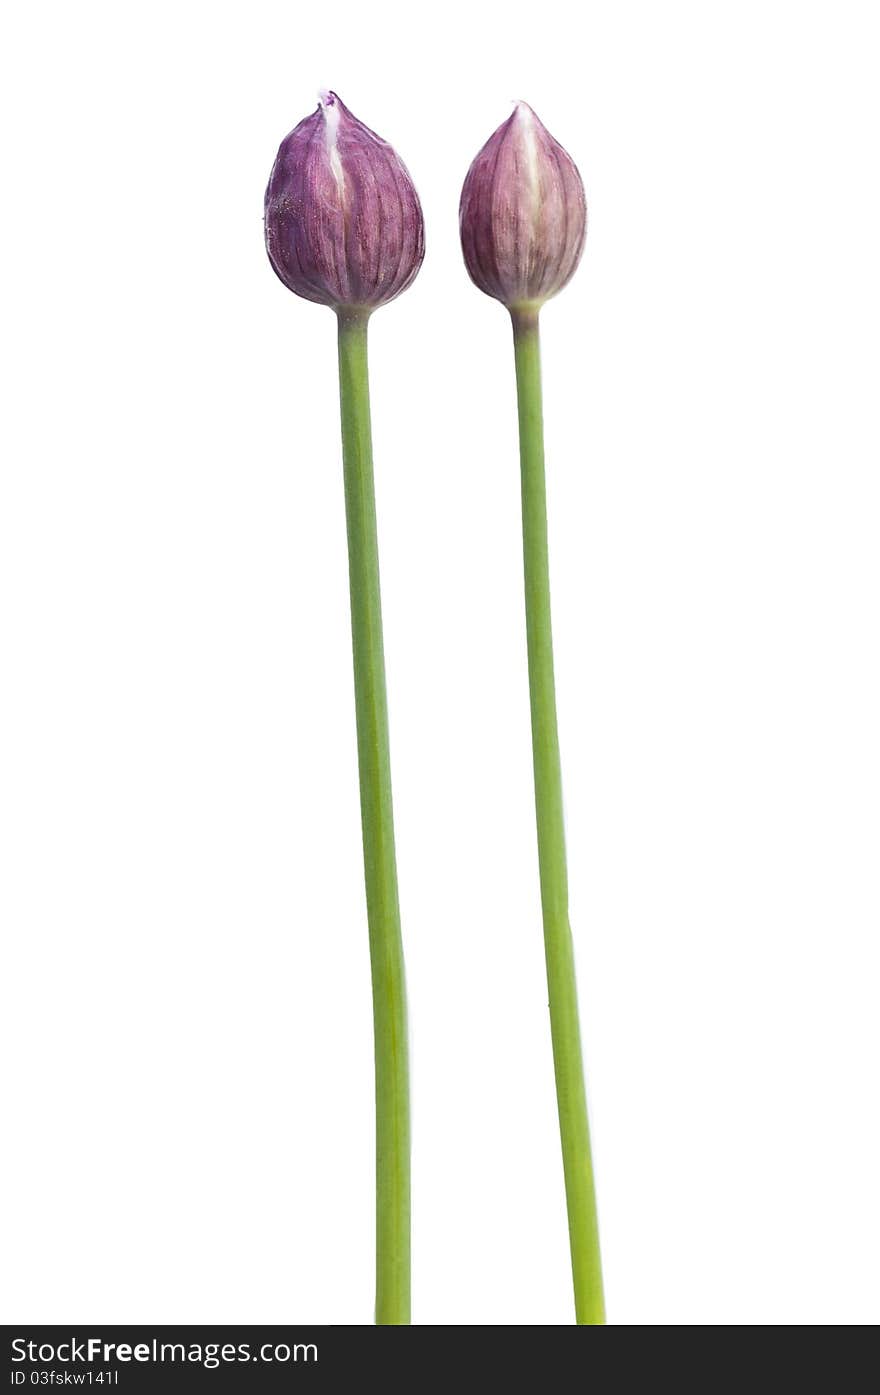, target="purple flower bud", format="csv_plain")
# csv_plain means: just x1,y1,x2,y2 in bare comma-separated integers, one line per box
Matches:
265,92,425,312
459,103,587,311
